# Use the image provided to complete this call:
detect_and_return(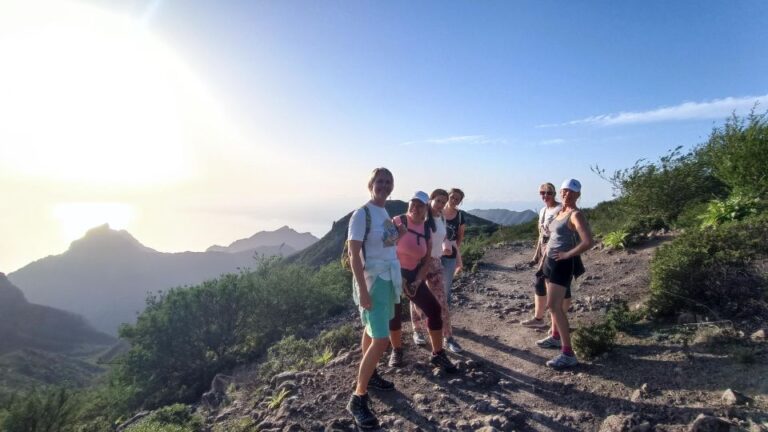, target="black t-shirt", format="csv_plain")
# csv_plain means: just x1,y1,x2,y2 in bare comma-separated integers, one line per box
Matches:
444,210,465,258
